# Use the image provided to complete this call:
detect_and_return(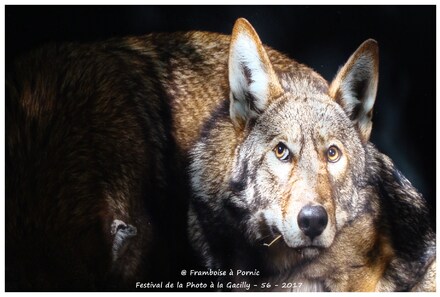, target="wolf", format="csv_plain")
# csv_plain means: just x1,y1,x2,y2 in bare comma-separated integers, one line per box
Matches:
188,18,436,291
6,17,434,291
